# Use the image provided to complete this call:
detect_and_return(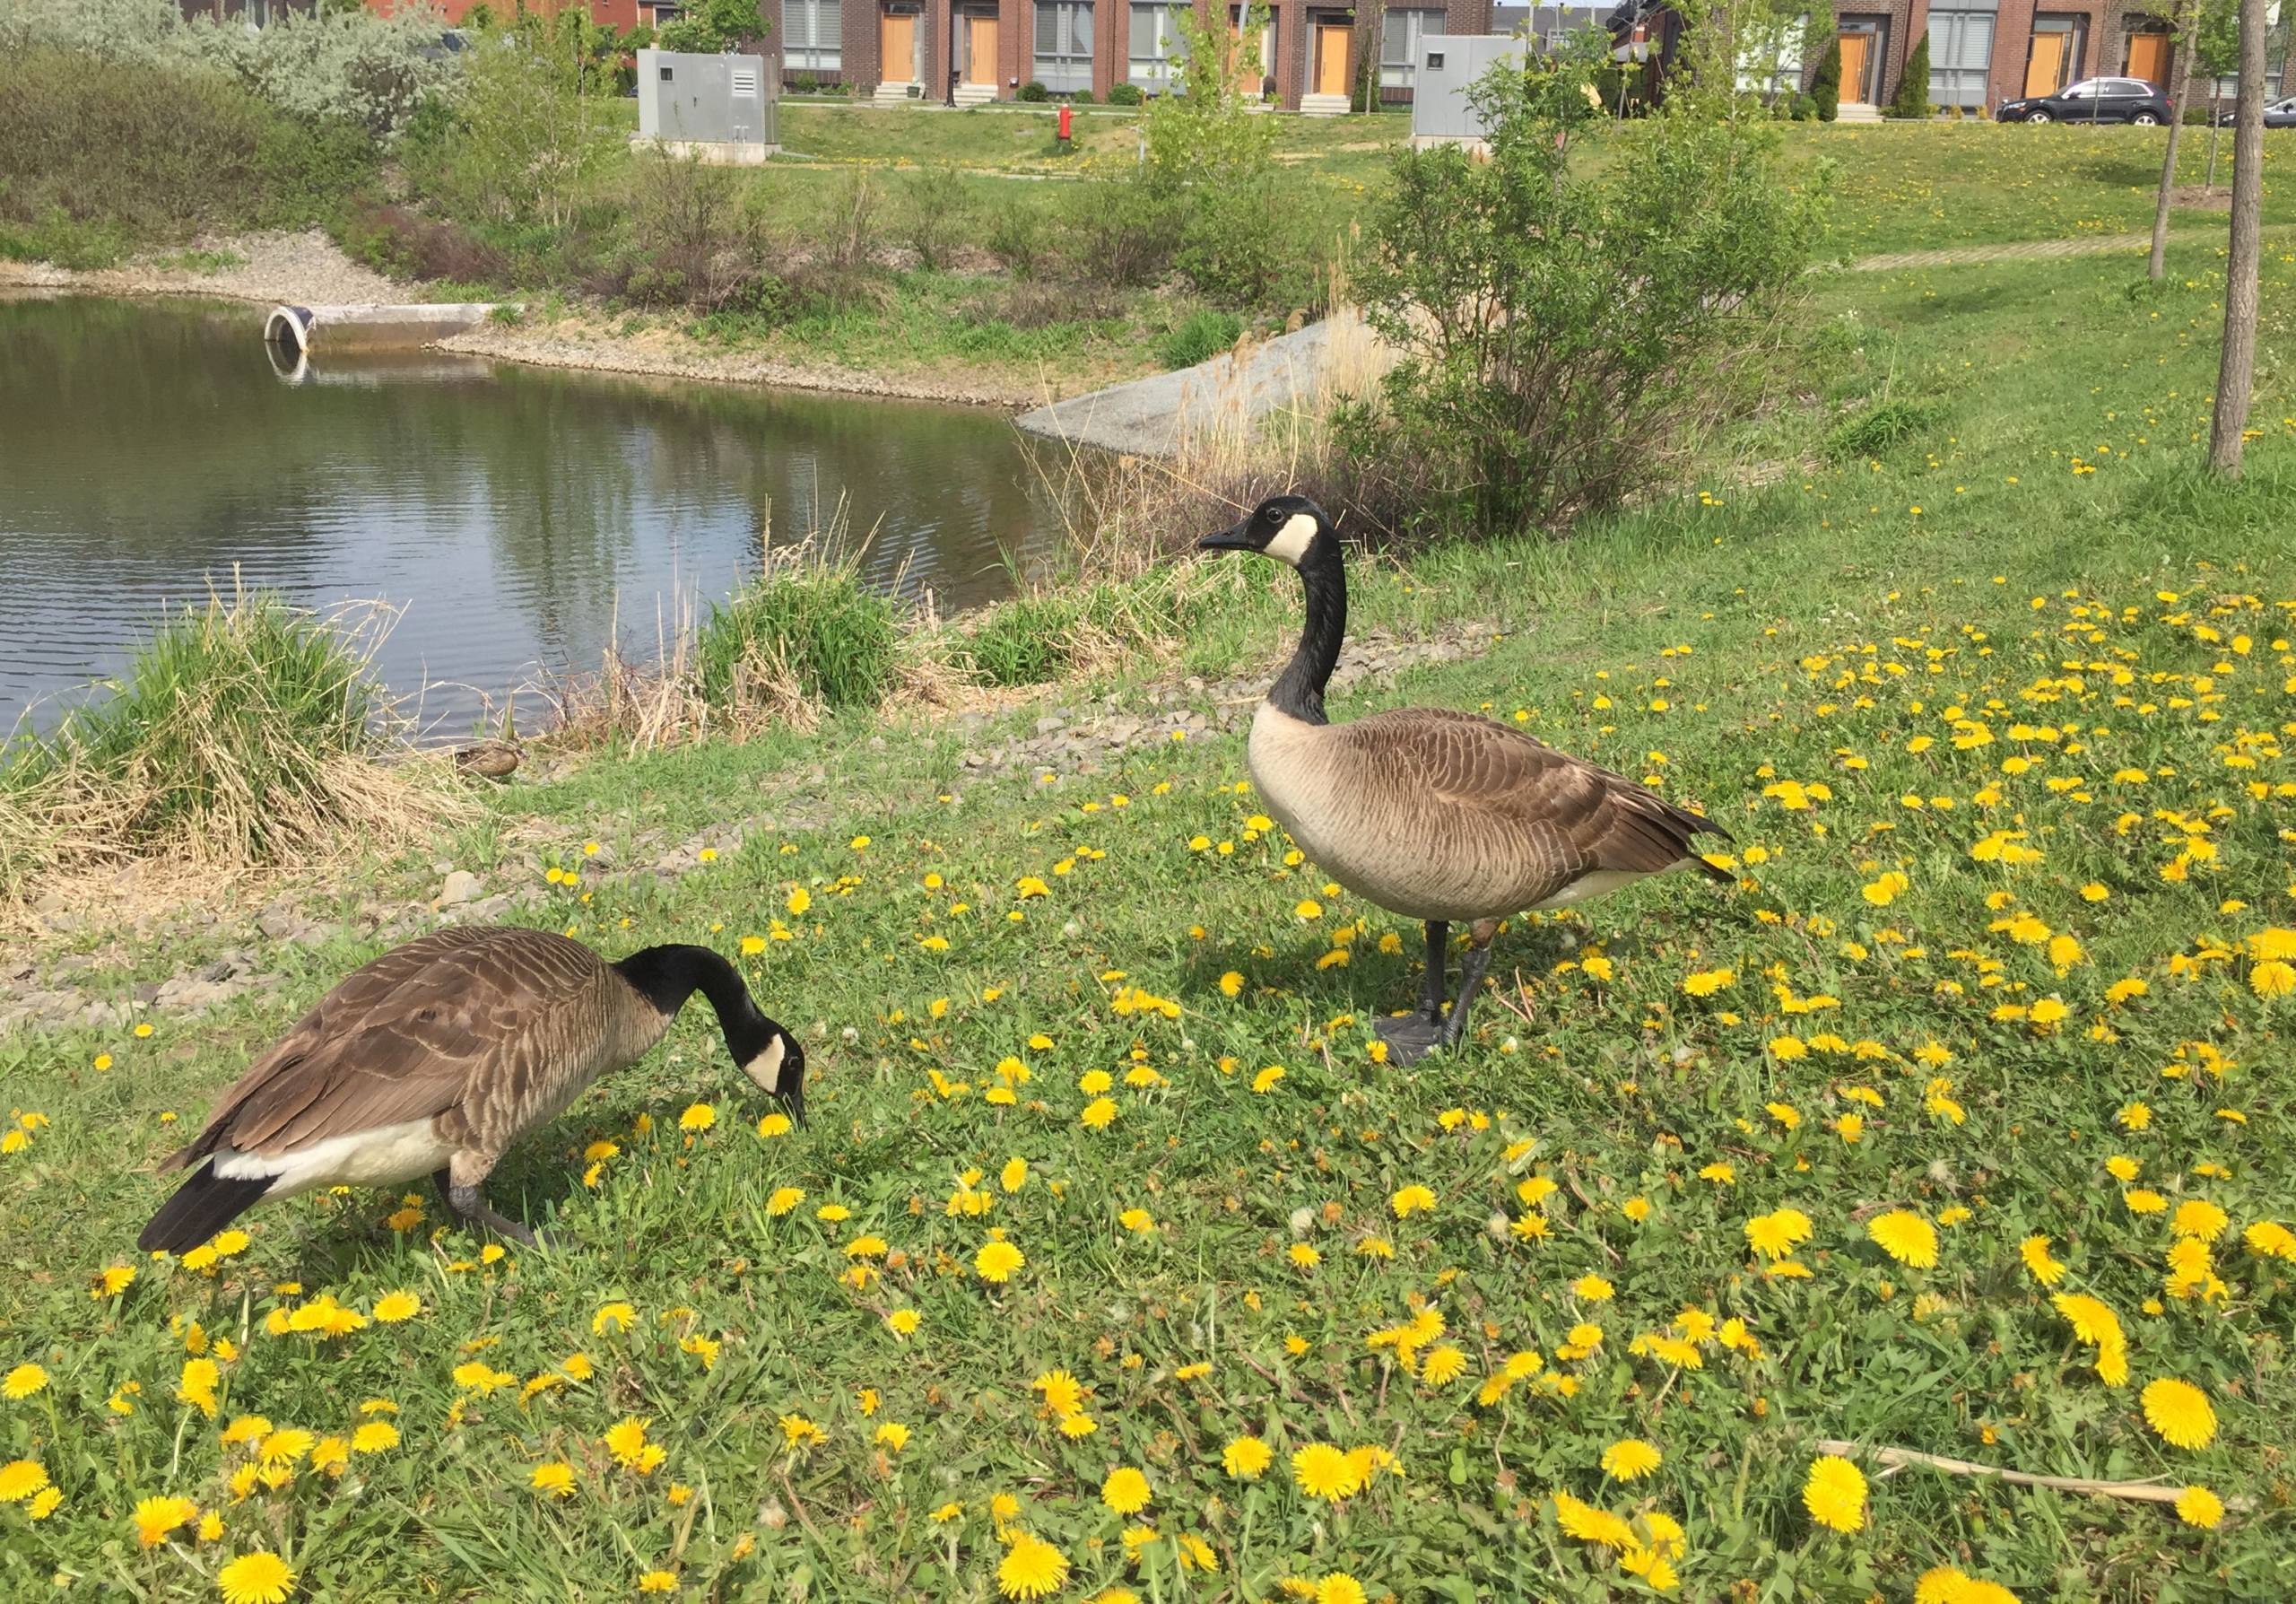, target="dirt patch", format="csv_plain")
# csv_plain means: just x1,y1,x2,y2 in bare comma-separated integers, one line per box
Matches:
2166,186,2231,212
